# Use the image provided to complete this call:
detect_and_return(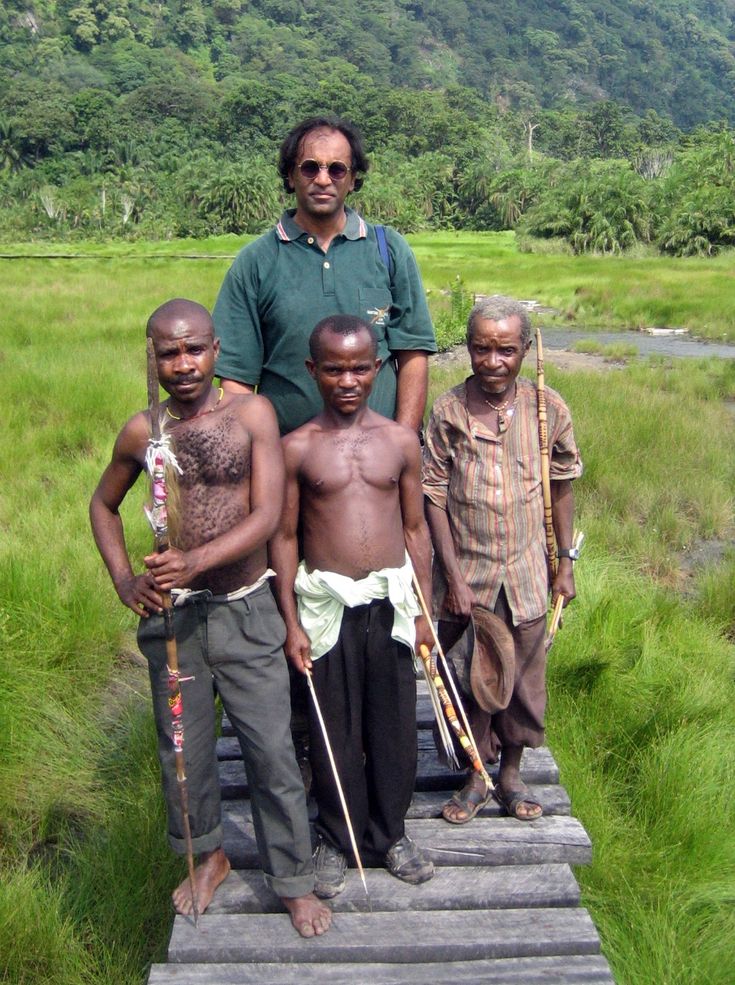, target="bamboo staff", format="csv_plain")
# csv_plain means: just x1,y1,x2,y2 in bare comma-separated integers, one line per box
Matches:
304,669,370,905
145,339,199,925
412,574,492,790
536,325,558,585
